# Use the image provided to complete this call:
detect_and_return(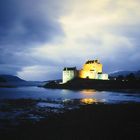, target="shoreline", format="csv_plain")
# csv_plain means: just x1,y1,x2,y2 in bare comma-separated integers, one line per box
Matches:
43,78,140,93
0,102,140,140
